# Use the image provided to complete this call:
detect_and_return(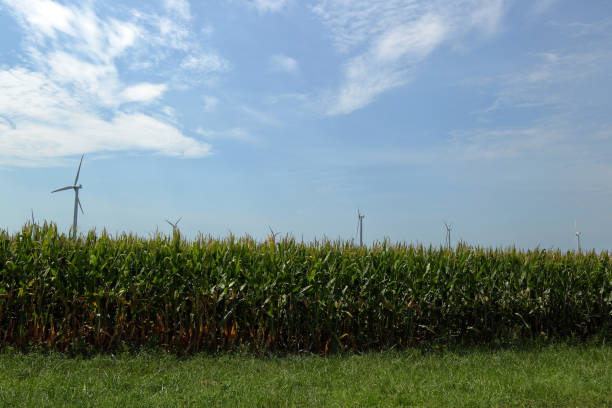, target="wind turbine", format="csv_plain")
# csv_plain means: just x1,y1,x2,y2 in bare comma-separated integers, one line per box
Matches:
444,221,453,250
357,209,365,248
267,225,280,242
166,217,182,234
574,220,582,252
51,154,84,238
